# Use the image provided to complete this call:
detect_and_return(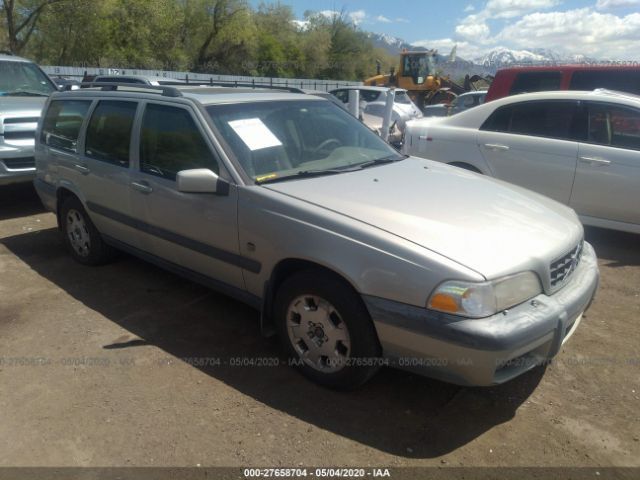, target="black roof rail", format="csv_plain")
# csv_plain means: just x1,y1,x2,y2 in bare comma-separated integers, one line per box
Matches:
195,80,305,94
69,82,183,97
